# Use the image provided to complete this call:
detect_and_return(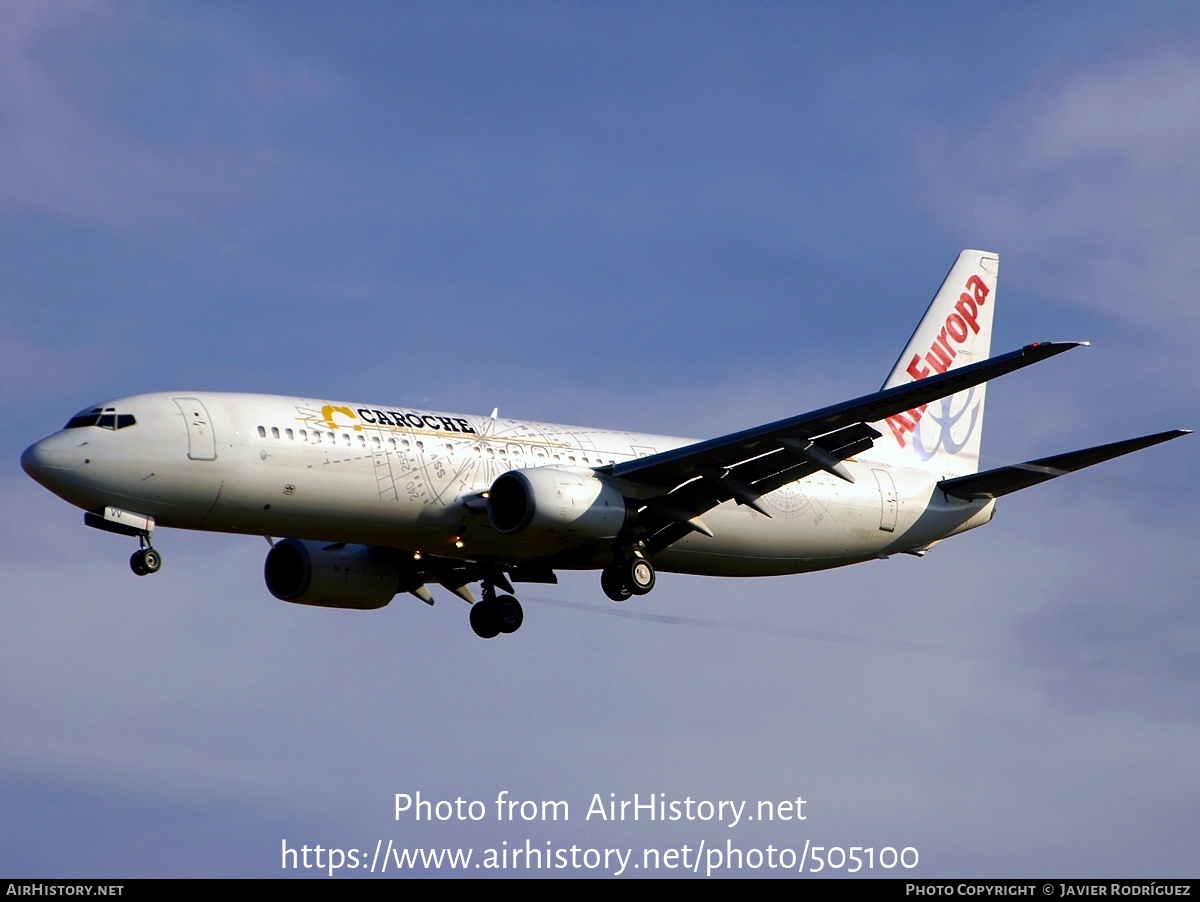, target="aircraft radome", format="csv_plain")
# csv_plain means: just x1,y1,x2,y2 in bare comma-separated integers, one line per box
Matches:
22,251,1190,638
